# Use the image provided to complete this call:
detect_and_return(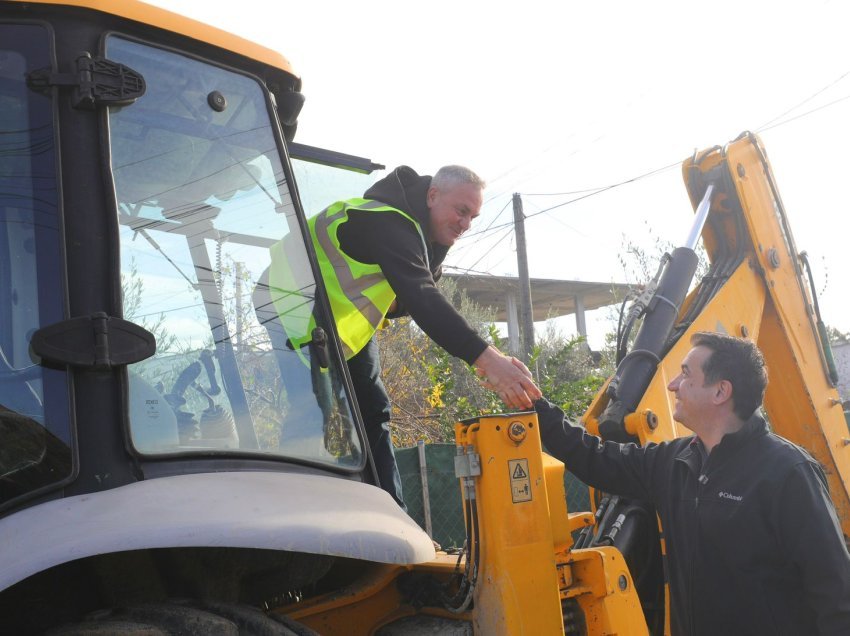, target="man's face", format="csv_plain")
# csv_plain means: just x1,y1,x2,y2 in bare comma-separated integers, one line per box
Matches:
667,345,719,427
426,181,483,246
